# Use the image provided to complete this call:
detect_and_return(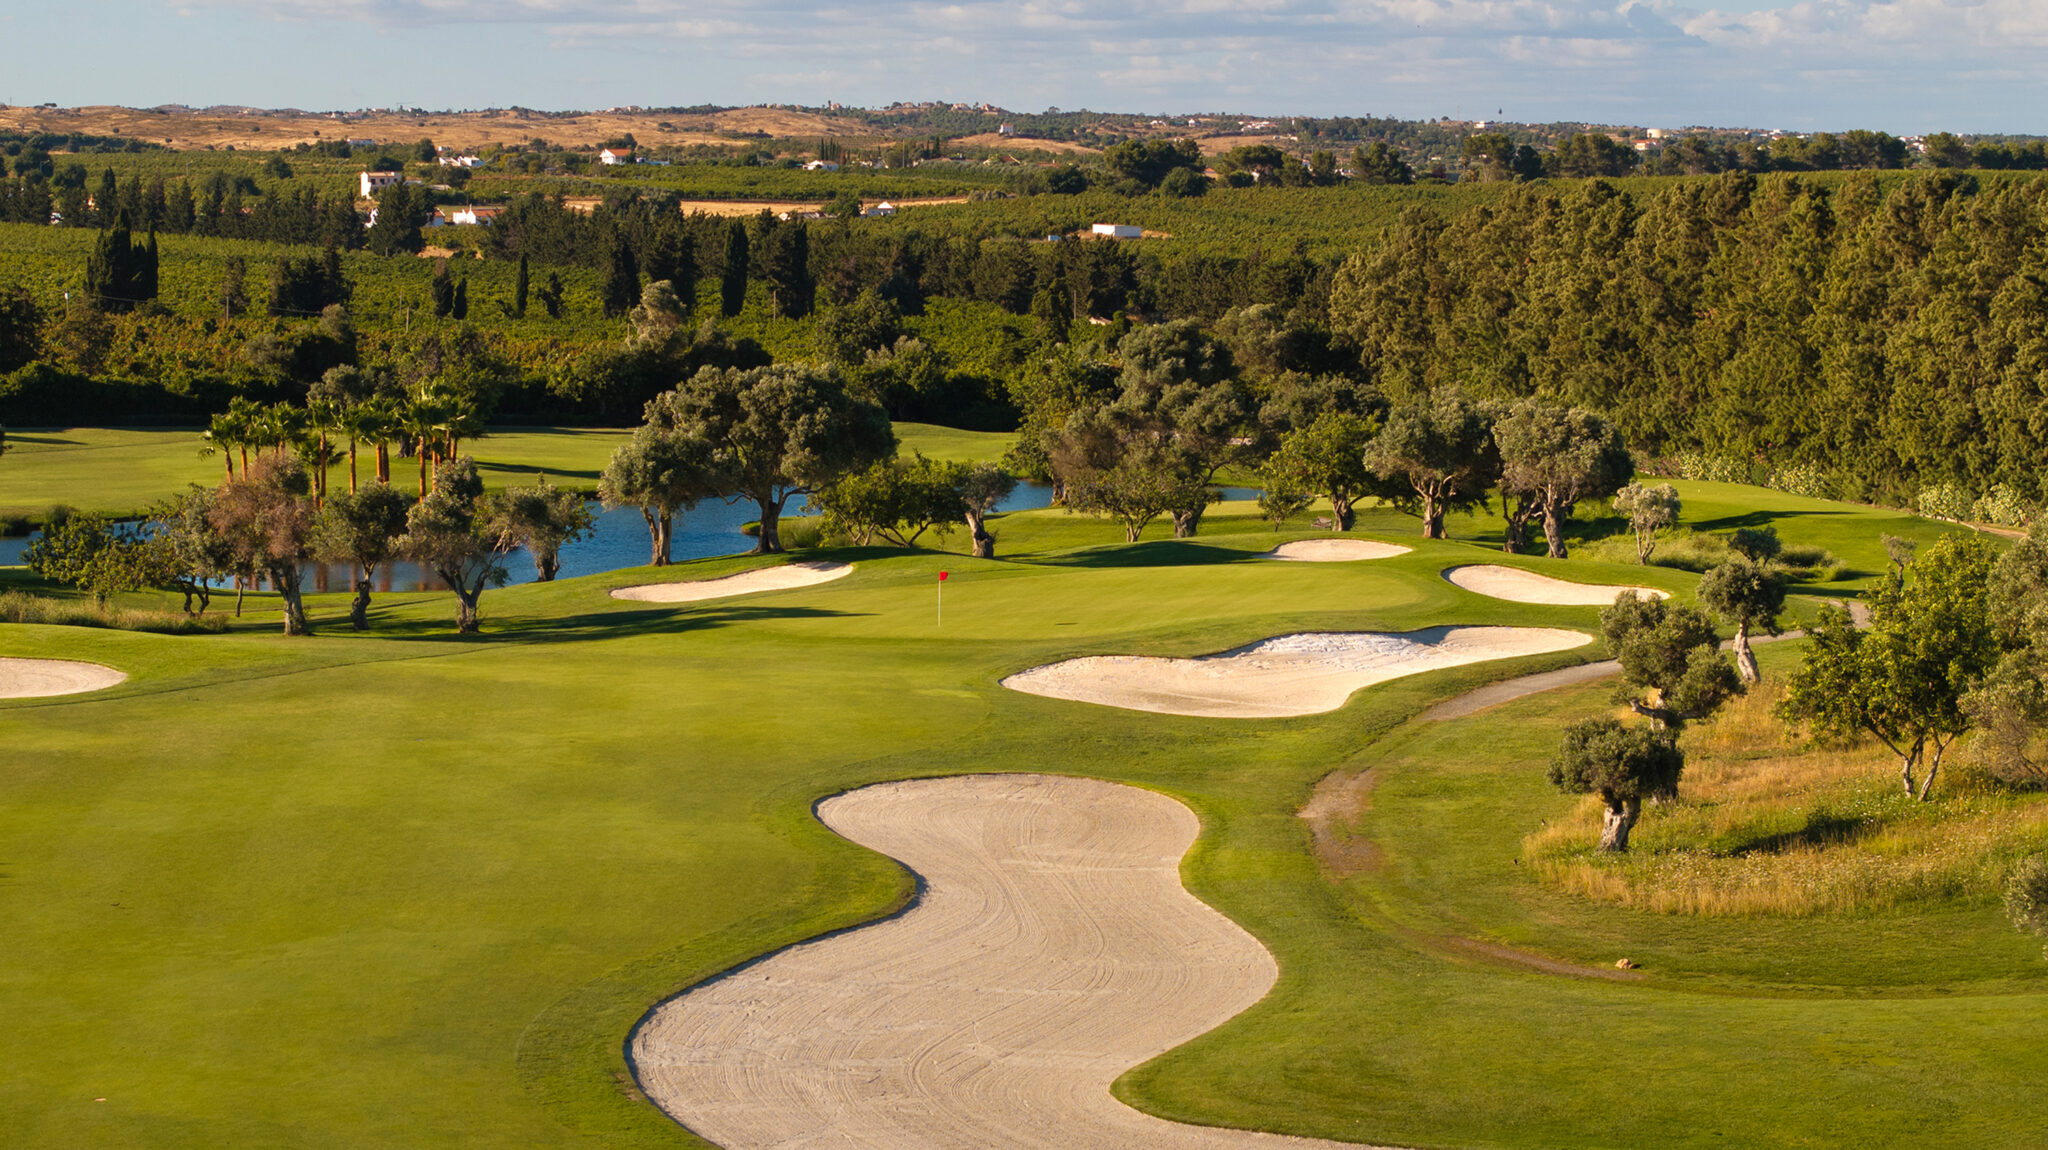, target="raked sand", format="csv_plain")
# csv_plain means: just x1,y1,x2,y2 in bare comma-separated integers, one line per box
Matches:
611,561,852,603
1001,626,1591,718
0,658,126,698
1443,564,1669,606
632,774,1384,1150
1262,539,1412,562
